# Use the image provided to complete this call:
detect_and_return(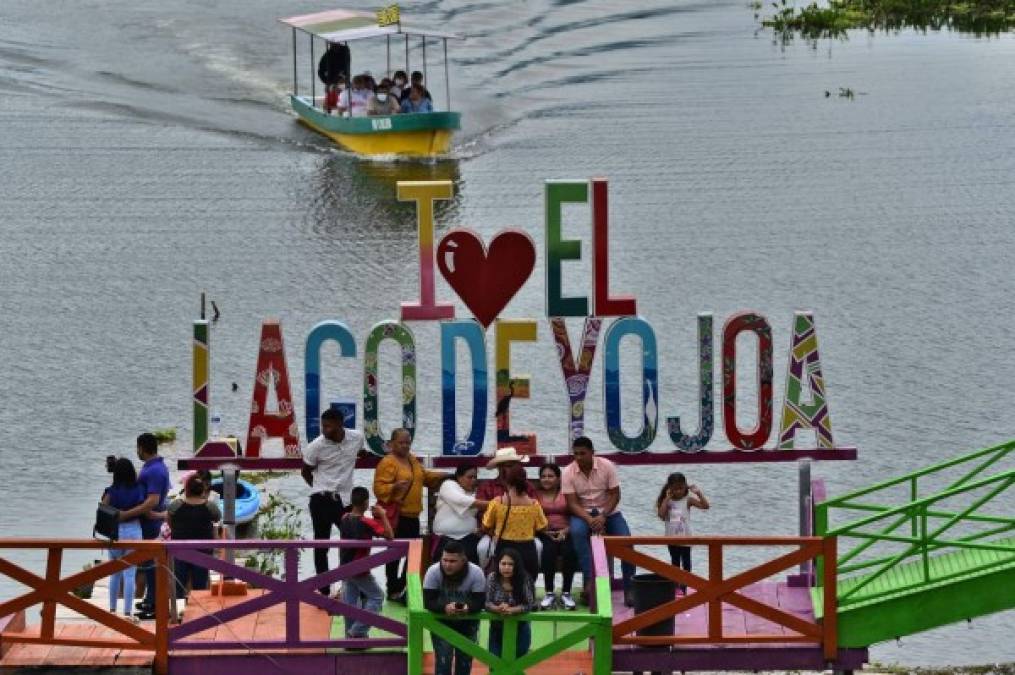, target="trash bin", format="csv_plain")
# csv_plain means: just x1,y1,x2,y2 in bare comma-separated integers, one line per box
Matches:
631,573,676,637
